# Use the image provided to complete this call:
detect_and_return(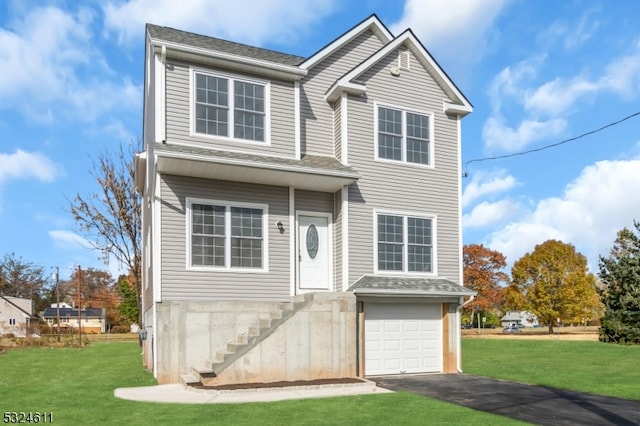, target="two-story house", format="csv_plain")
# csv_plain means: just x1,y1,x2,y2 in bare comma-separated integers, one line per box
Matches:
41,306,107,334
0,295,37,337
136,15,474,386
